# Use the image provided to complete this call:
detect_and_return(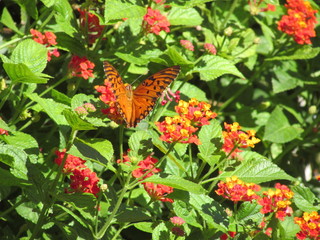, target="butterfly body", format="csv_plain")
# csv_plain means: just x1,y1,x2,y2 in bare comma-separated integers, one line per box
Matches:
103,61,180,128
